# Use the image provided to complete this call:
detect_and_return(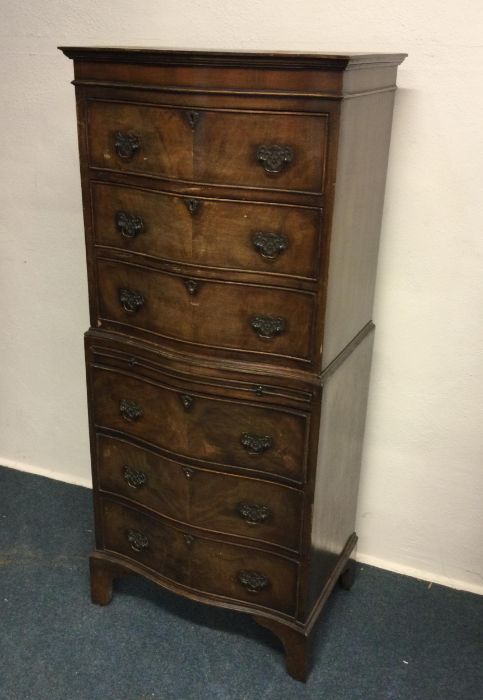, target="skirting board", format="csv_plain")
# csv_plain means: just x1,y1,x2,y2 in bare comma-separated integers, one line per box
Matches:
356,551,483,597
0,457,92,490
1,458,482,597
